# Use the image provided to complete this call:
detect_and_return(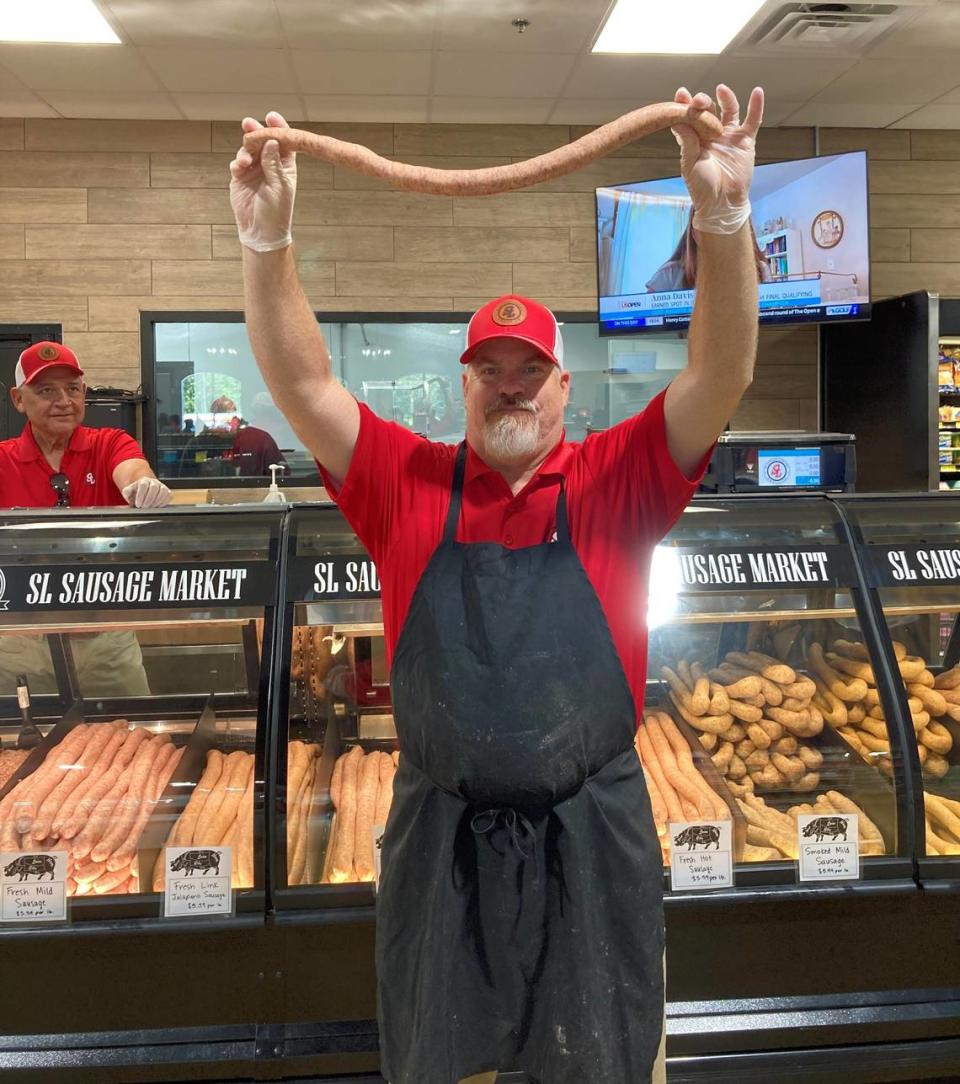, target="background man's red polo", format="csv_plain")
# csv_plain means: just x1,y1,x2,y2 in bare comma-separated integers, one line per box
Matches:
320,389,708,723
0,424,145,508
